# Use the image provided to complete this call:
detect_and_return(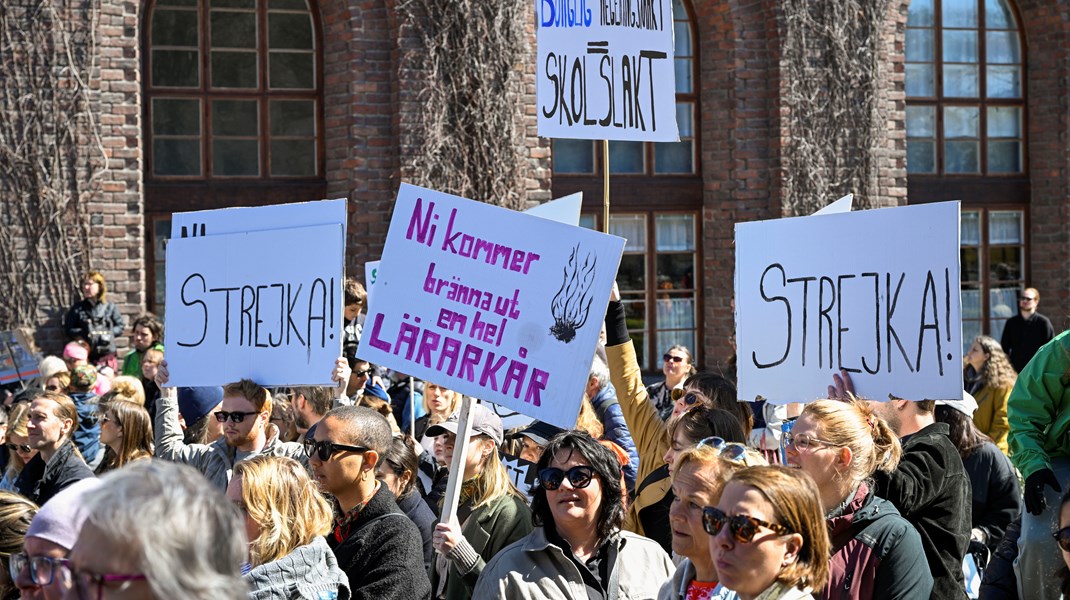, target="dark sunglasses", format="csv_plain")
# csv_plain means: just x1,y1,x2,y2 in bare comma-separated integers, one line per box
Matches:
303,439,369,461
671,388,701,406
6,443,31,453
1054,526,1070,552
214,411,260,423
355,368,374,377
702,506,793,542
696,436,750,465
538,466,596,491
663,354,685,363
